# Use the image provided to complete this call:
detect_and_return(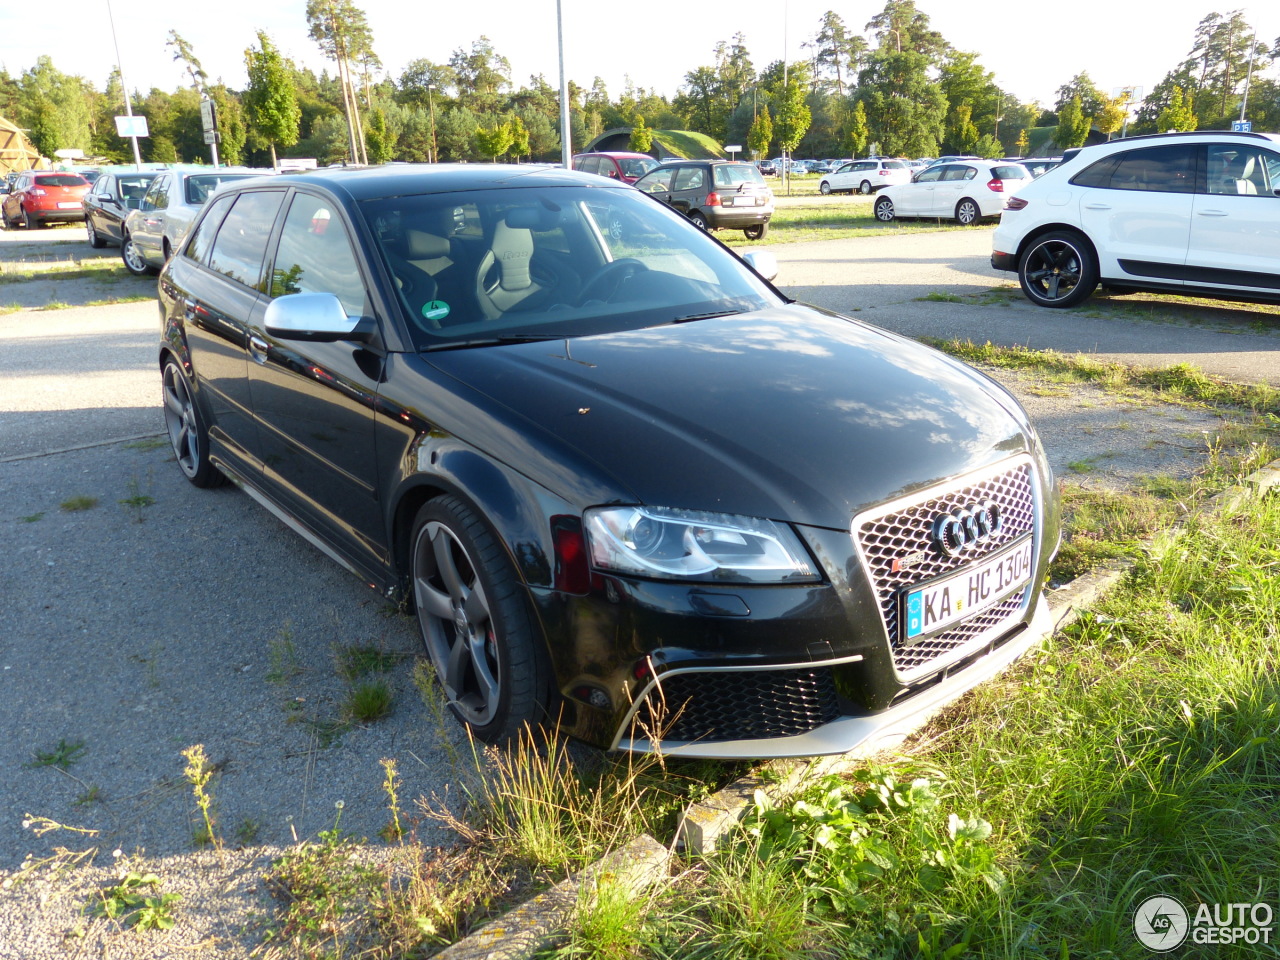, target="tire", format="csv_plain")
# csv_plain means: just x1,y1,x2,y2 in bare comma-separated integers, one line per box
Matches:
162,239,173,263
121,234,154,276
86,218,105,248
23,210,36,230
874,197,895,222
162,357,225,488
1017,230,1099,308
411,495,548,743
819,181,832,195
743,221,768,240
859,180,872,195
688,211,709,230
955,199,980,225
